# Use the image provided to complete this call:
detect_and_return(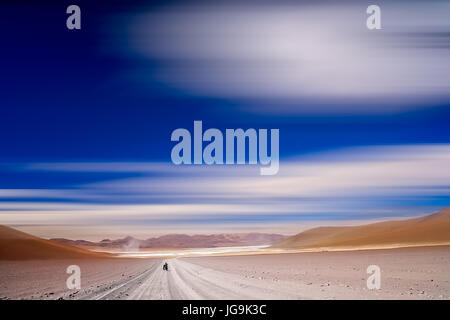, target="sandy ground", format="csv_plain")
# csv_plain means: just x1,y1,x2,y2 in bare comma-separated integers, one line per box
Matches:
184,246,450,299
1,246,449,300
0,259,154,300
